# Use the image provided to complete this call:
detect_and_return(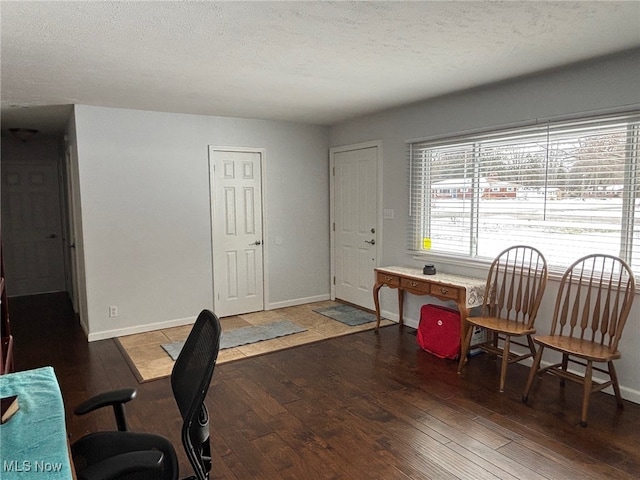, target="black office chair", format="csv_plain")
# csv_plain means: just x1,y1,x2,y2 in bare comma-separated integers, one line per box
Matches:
71,309,222,480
